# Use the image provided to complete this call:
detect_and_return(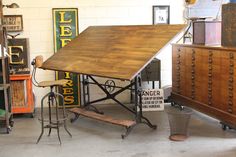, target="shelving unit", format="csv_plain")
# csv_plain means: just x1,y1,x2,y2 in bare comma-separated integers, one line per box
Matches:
0,0,13,133
0,58,12,133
